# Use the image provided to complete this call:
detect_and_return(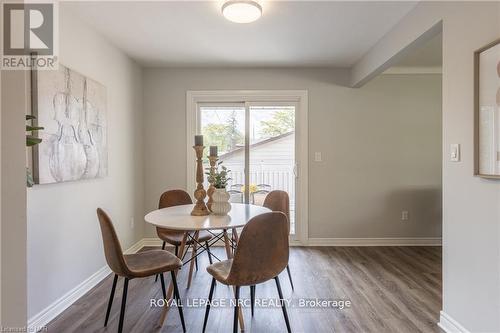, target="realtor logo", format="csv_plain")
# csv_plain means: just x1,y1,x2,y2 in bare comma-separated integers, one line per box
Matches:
2,2,57,69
